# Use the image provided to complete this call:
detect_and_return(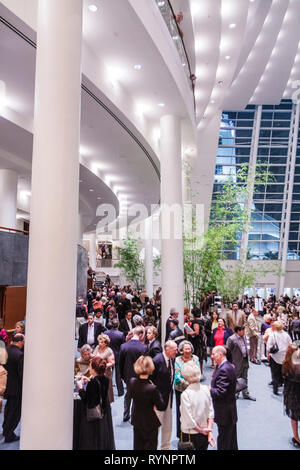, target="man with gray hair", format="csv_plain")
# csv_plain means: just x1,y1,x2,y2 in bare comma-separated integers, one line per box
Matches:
209,345,238,450
151,340,178,450
245,308,261,364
